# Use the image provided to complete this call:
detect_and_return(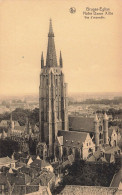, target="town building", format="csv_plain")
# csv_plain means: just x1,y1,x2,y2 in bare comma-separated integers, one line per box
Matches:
0,156,16,169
